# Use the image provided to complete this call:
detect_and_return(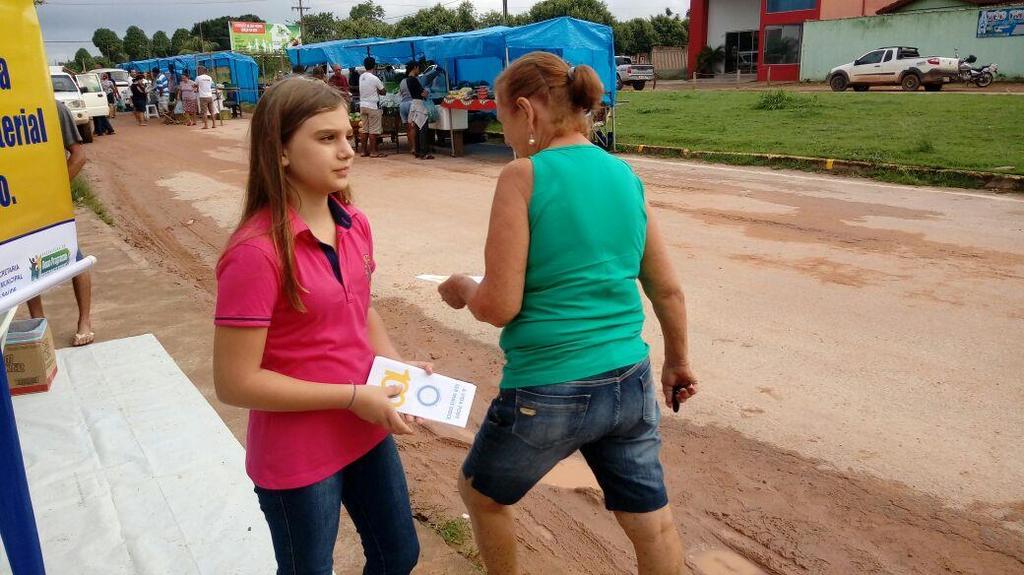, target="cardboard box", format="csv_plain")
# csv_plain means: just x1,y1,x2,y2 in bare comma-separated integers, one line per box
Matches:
4,318,58,396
